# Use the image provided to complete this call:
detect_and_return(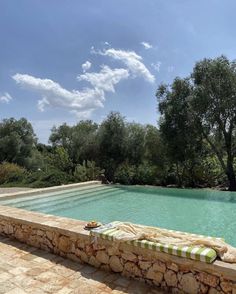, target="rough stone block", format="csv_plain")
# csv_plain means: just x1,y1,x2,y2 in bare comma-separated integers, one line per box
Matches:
180,273,199,294
109,256,123,272
197,272,219,287
164,270,178,288
123,261,142,277
146,266,164,283
96,250,109,264
121,251,137,262
58,236,70,252
139,260,152,270
152,261,166,273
